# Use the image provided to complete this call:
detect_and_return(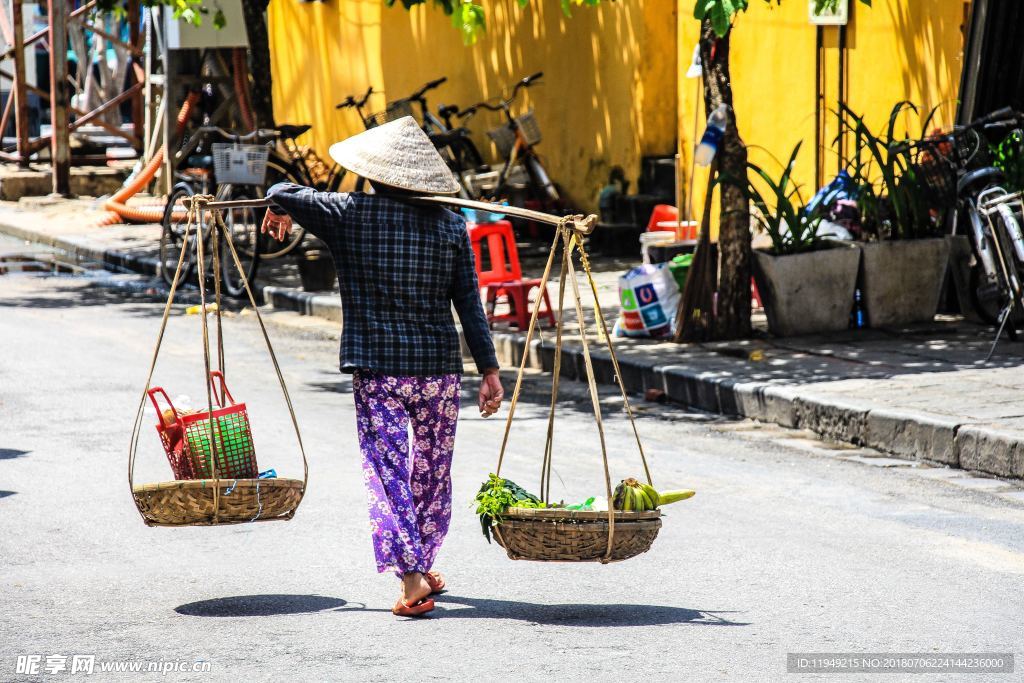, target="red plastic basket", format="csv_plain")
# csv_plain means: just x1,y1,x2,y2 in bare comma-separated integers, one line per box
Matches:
148,372,258,480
